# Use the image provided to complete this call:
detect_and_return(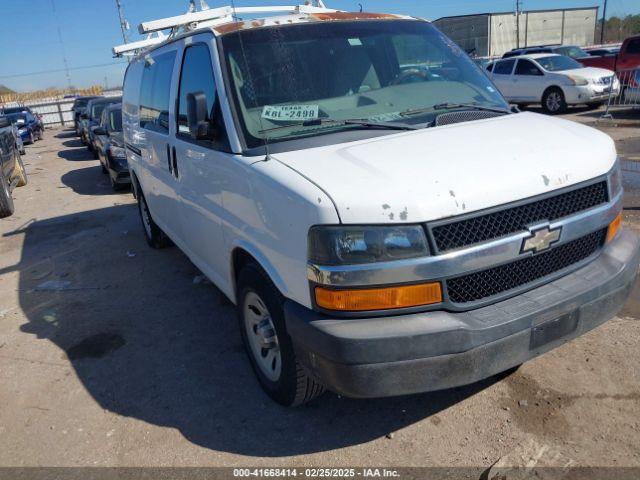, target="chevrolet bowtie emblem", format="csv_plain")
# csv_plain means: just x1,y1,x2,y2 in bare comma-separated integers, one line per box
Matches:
521,225,562,254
